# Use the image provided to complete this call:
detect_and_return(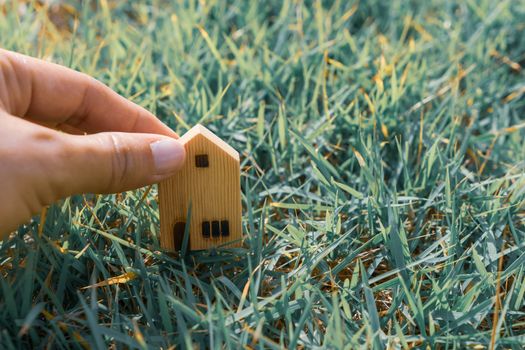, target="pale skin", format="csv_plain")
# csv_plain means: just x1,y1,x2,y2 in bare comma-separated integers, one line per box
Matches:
0,49,186,236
